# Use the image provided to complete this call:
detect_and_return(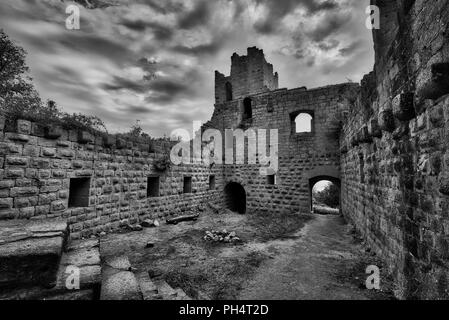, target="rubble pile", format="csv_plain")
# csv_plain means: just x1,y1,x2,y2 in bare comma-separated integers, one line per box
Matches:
203,229,241,243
